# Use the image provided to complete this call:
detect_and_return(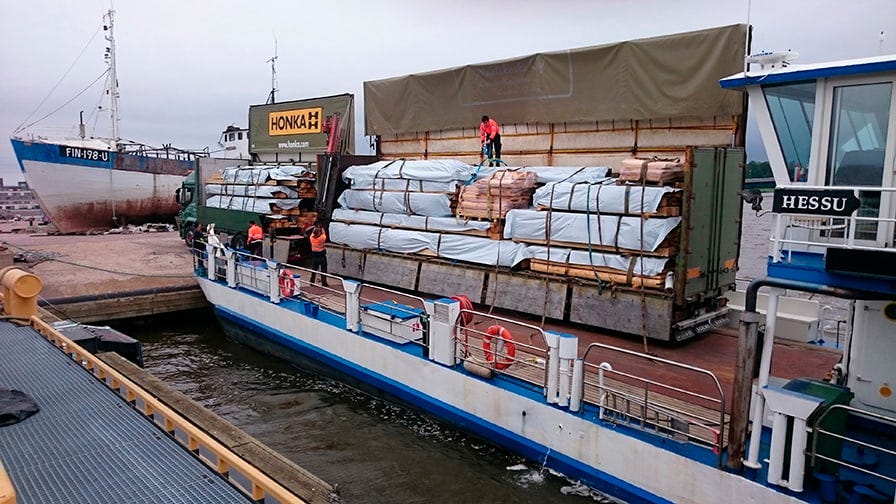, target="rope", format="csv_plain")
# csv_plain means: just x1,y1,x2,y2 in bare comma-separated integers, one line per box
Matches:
2,242,195,279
